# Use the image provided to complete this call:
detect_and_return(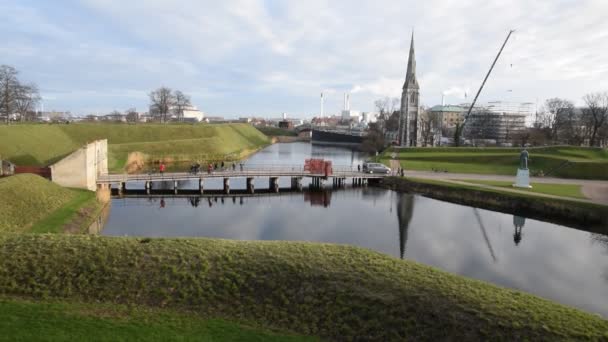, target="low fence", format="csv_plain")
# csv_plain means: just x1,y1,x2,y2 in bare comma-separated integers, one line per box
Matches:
14,166,51,179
